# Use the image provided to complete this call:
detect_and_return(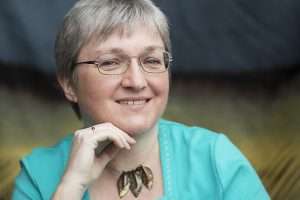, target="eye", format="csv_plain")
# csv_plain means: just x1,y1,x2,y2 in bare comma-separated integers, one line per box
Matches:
143,57,162,65
99,59,121,71
100,59,119,66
